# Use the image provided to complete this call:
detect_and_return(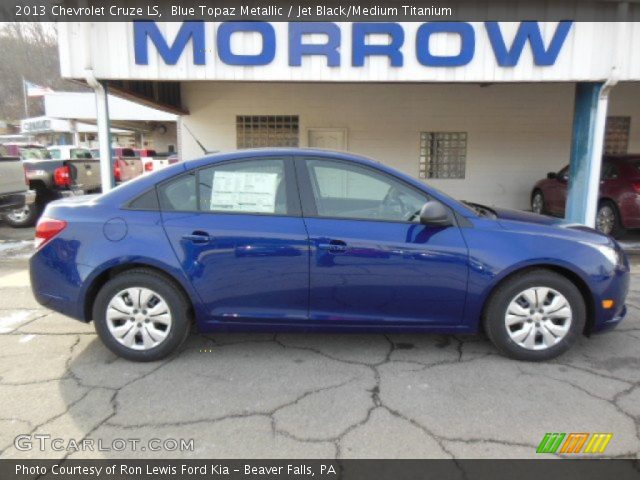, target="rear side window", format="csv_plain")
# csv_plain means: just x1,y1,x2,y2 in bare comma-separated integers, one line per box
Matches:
157,158,292,215
49,149,61,159
128,189,159,210
198,158,288,215
158,172,197,212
